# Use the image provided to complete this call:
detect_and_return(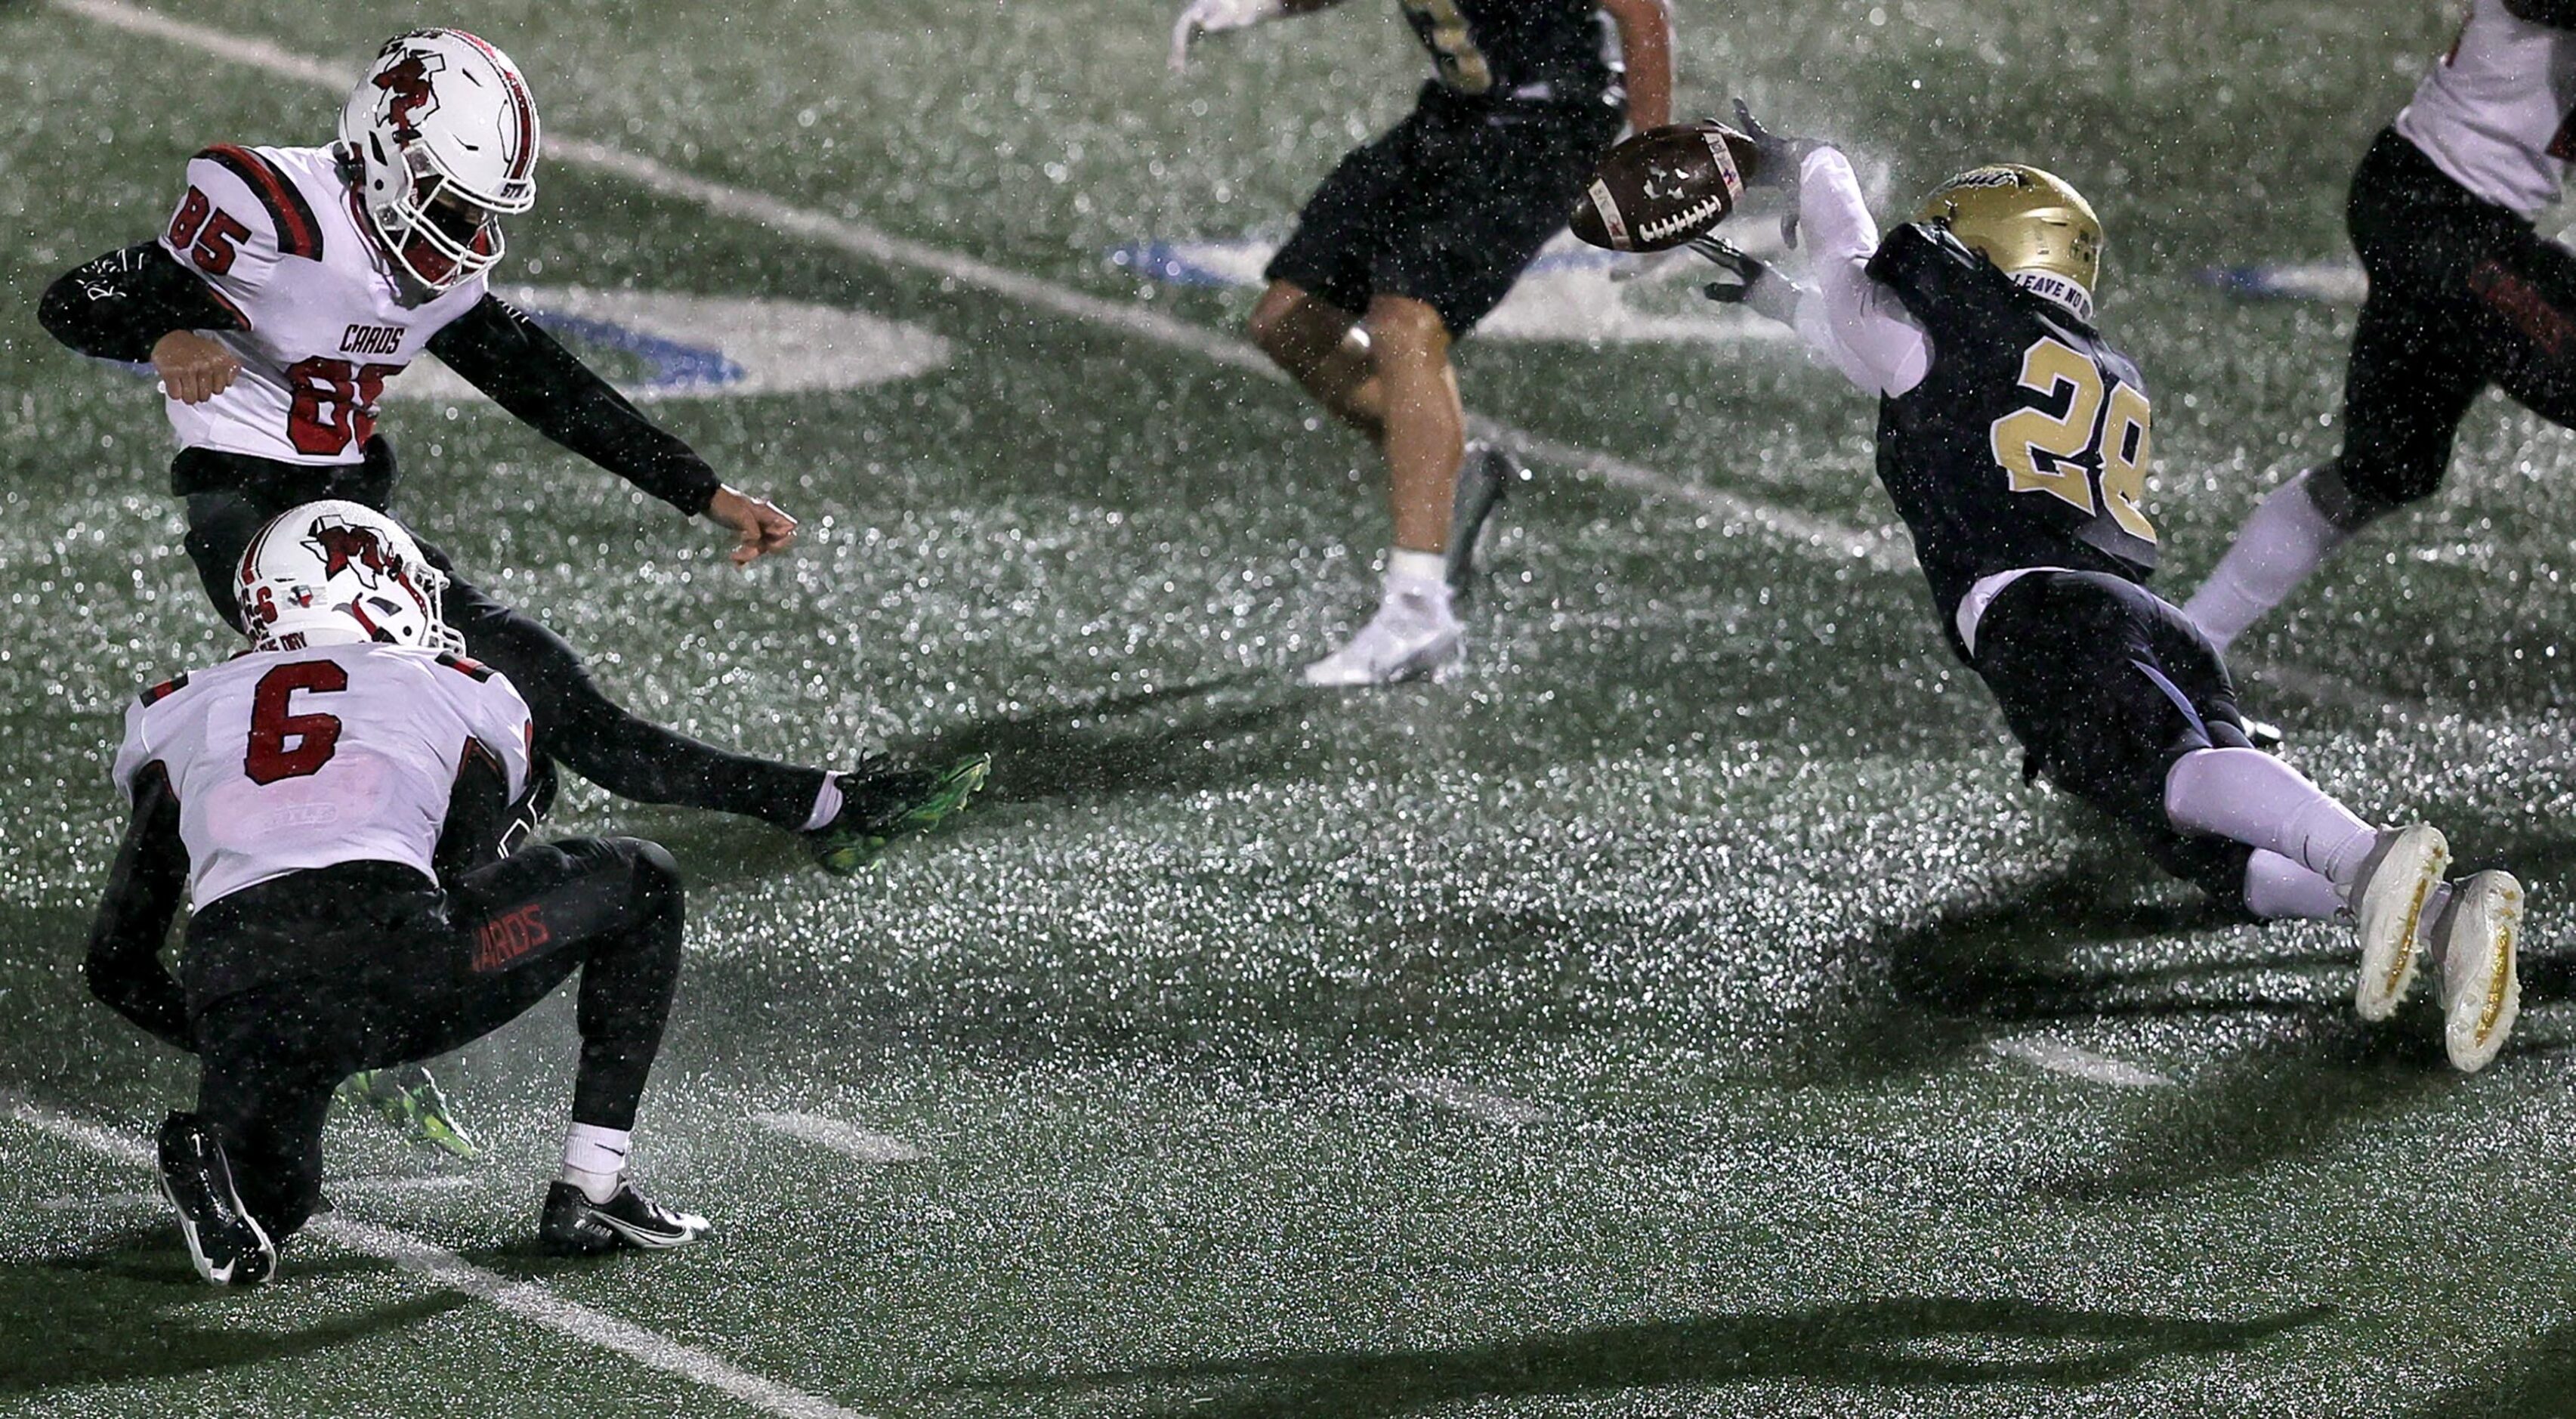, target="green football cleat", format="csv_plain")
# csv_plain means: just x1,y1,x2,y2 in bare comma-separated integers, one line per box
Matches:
339,1064,483,1161
804,752,993,876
